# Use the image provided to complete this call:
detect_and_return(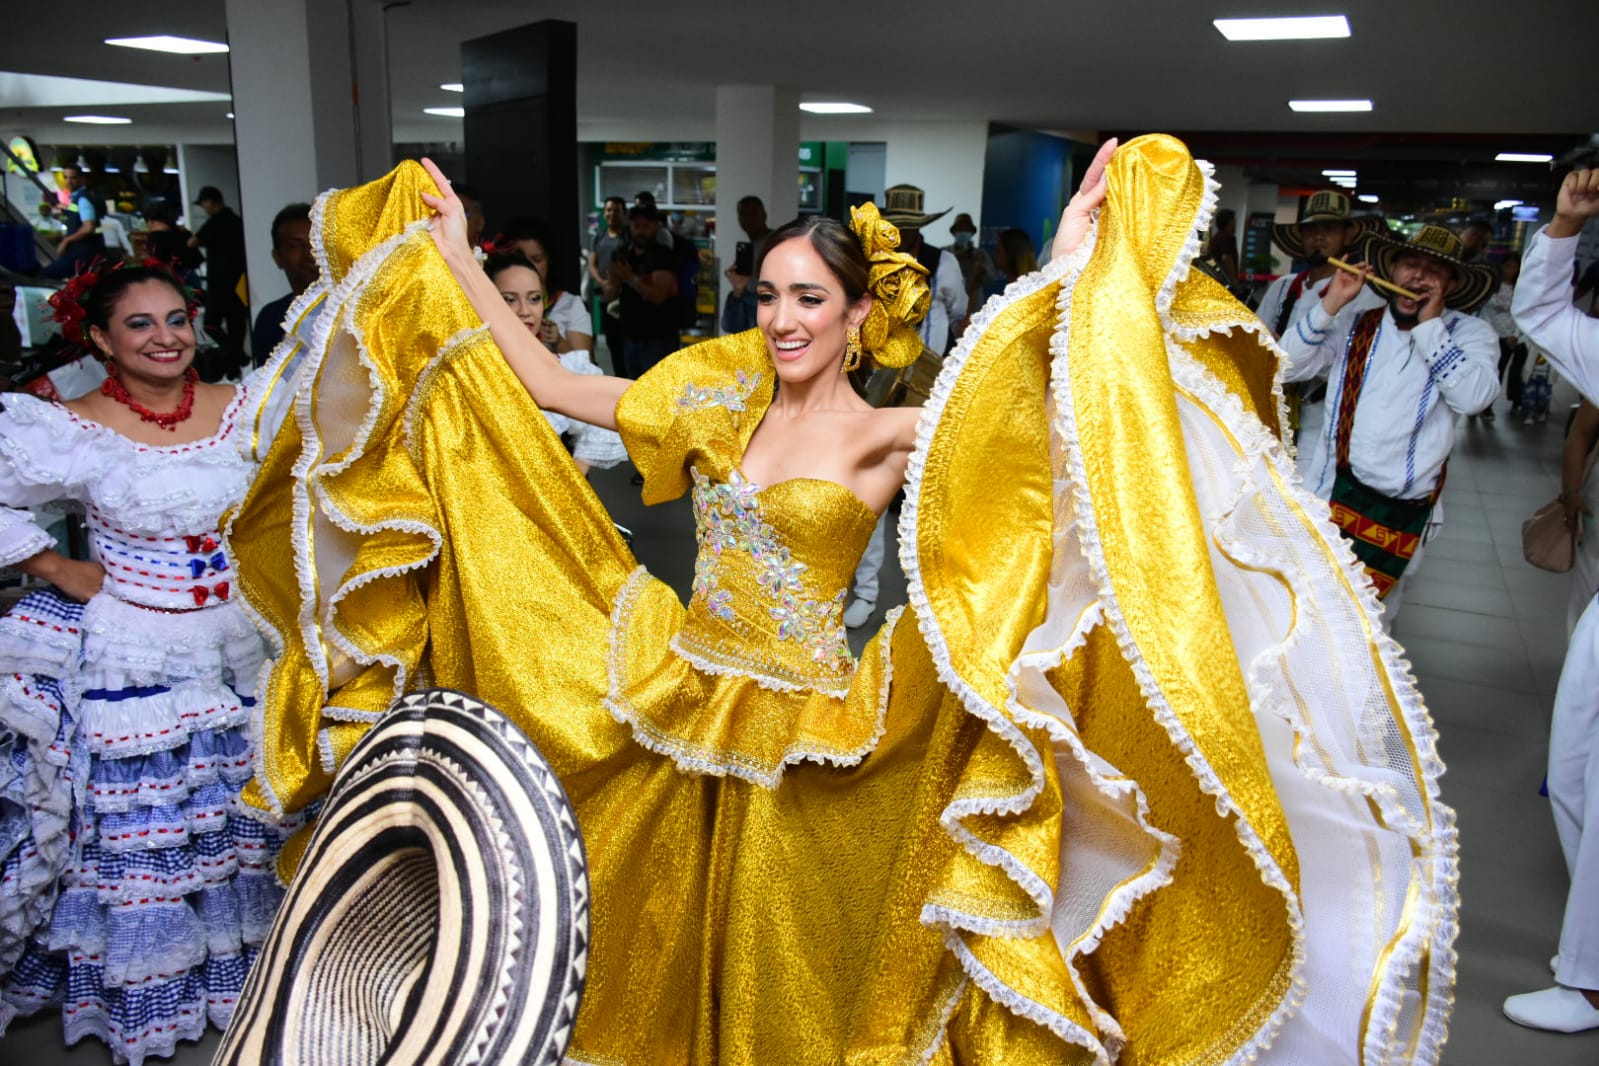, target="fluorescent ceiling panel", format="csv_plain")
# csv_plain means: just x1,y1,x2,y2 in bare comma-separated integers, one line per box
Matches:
0,72,229,108
1214,16,1350,41
799,102,873,114
1290,99,1372,112
105,35,228,55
